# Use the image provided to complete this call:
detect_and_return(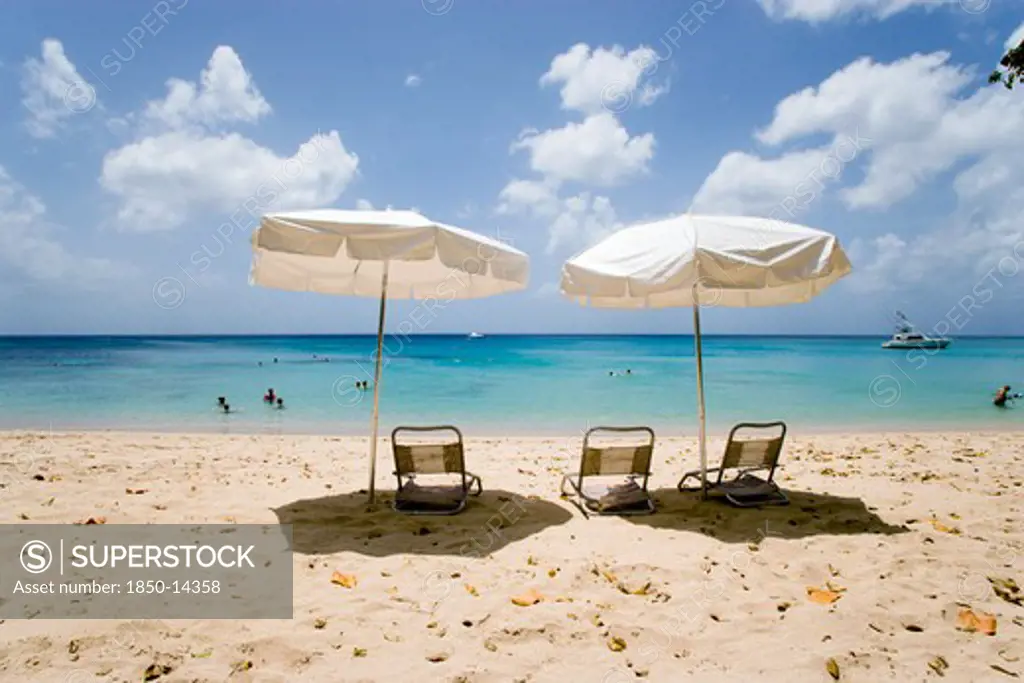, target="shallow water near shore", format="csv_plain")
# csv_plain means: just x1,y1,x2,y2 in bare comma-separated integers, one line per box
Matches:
2,334,1023,435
